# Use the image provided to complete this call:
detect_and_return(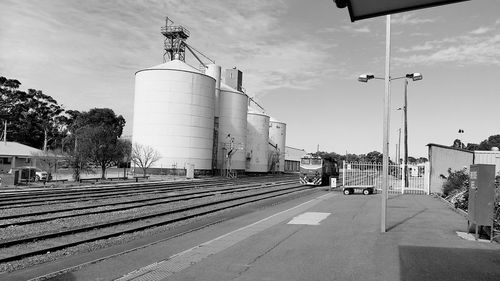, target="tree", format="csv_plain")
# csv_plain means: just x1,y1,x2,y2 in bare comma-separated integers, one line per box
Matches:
465,143,479,151
67,146,92,182
32,150,60,179
131,143,161,177
73,108,126,179
416,157,428,163
452,139,465,149
363,151,383,163
477,134,500,151
345,153,360,163
117,138,132,177
407,156,417,164
0,76,65,149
